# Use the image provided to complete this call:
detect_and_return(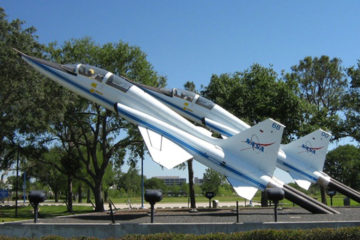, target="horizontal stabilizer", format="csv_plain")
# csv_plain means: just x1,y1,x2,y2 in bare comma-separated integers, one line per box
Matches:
227,176,258,200
282,129,331,173
138,126,193,169
220,118,285,177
